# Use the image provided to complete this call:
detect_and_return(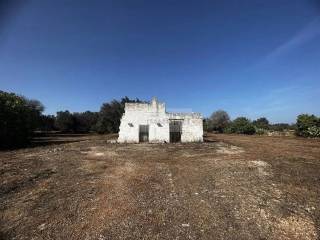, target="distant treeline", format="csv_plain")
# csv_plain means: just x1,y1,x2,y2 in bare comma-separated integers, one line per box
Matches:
204,110,320,137
1,90,319,148
52,97,142,134
0,91,141,148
